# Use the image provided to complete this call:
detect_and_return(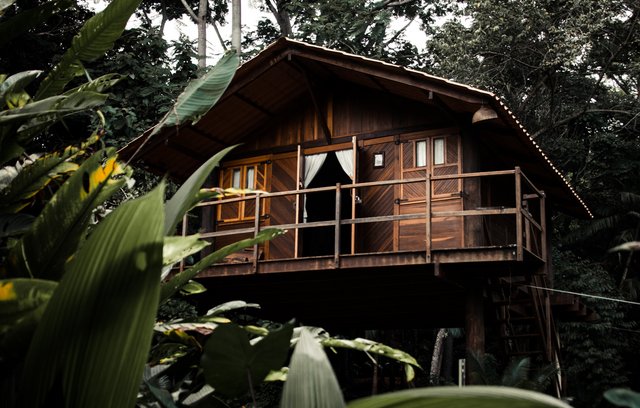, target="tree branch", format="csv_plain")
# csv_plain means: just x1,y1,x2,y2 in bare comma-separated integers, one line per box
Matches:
179,0,199,23
531,109,638,138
